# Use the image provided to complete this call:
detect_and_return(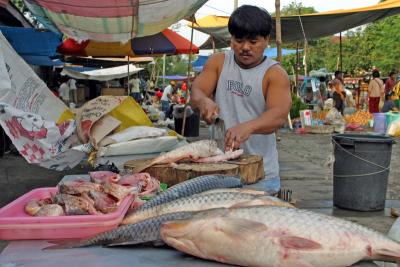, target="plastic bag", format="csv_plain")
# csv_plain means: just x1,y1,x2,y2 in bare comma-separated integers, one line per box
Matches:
387,118,400,137
325,108,345,125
